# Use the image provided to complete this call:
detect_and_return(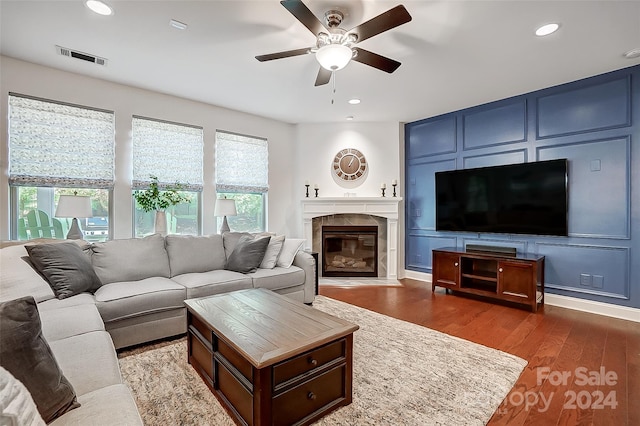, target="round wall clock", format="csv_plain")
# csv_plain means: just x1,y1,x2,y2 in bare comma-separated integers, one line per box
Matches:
332,148,367,181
